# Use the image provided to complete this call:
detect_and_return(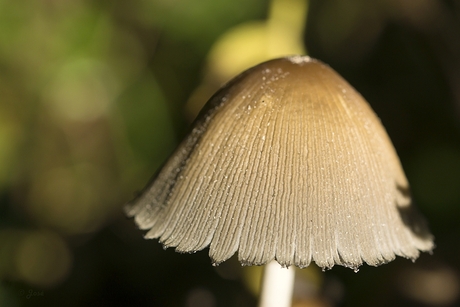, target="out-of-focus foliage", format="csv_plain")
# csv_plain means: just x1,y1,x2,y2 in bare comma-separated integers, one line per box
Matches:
0,0,459,306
